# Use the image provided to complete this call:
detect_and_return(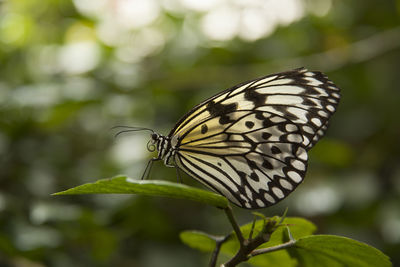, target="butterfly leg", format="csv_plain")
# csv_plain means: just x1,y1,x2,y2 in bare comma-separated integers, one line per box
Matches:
141,157,160,180
175,167,183,184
